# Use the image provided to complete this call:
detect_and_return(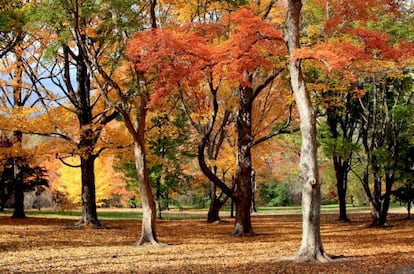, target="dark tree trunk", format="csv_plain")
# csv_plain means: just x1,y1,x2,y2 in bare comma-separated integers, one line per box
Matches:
207,182,220,222
232,85,254,236
335,162,350,222
208,200,222,223
379,174,393,226
156,176,162,219
327,107,351,222
78,155,100,226
12,159,25,219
